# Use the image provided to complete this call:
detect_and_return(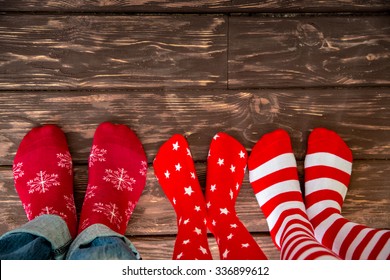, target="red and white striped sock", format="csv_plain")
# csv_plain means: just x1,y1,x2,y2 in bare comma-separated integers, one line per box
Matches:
305,128,390,260
248,129,339,259
78,122,147,235
154,134,212,260
205,132,267,260
13,125,77,238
